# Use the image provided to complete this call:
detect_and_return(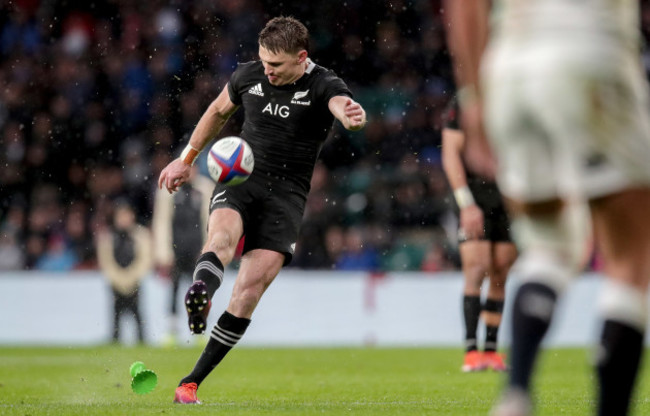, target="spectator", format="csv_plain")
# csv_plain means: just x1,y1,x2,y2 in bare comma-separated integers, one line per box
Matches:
335,227,380,271
34,234,78,272
96,201,152,344
4,1,632,272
